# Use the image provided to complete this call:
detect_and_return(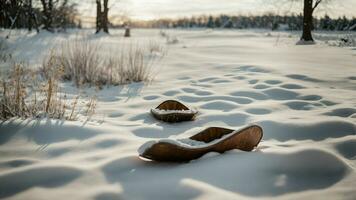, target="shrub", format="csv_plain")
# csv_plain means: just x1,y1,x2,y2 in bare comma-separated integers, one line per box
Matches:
106,42,165,85
56,38,102,86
